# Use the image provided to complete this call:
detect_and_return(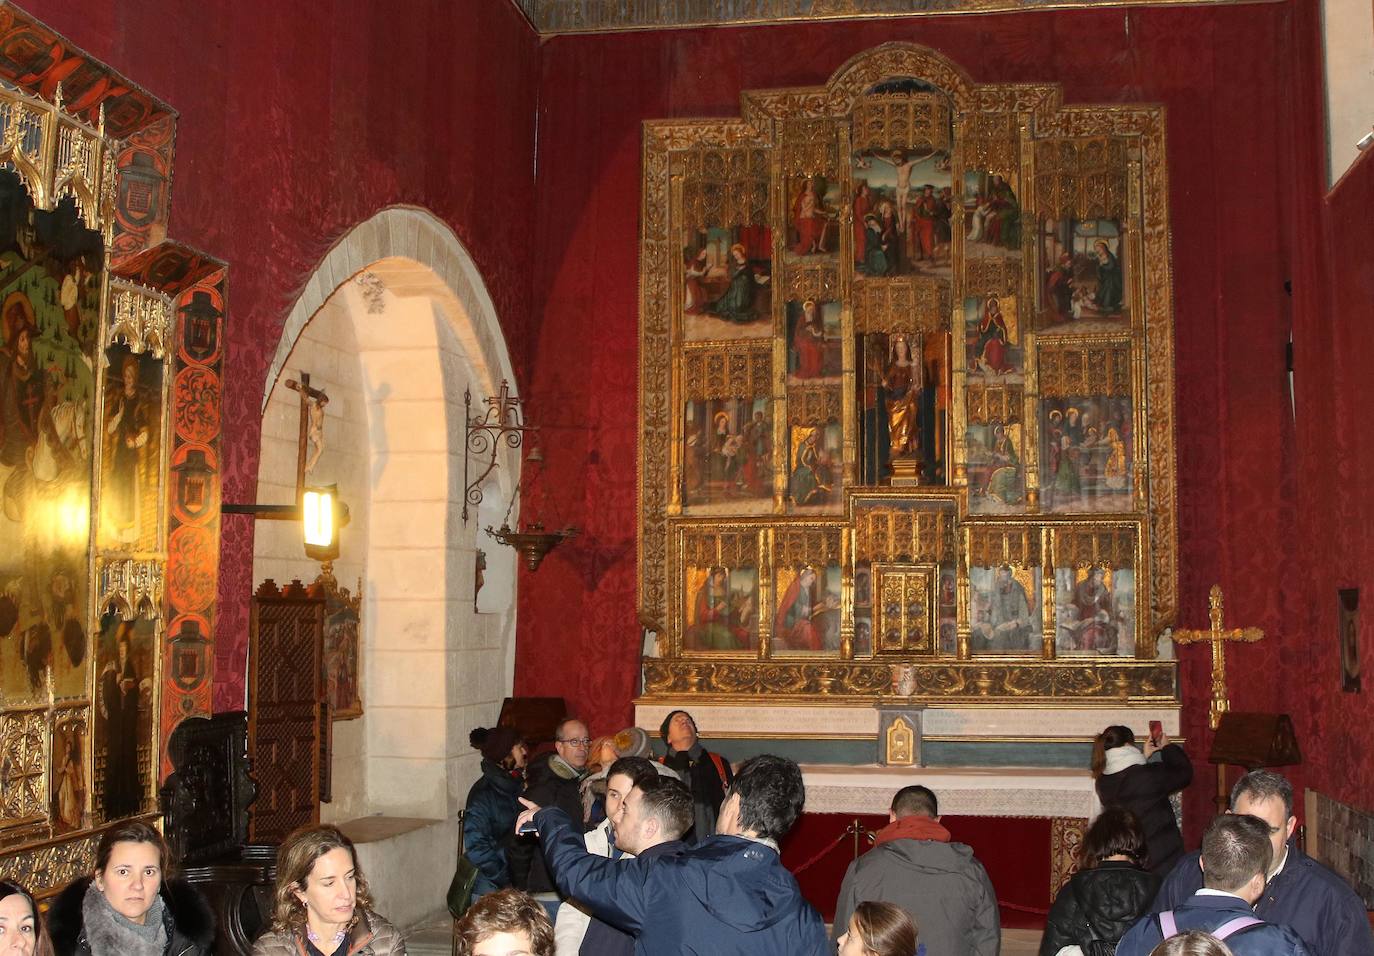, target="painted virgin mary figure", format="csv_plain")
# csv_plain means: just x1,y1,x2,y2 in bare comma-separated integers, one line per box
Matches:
707,243,768,322
792,300,827,379
984,425,1020,504
972,296,1013,374
790,430,832,506
884,334,921,459
686,566,738,650
775,566,833,651
1092,239,1123,313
